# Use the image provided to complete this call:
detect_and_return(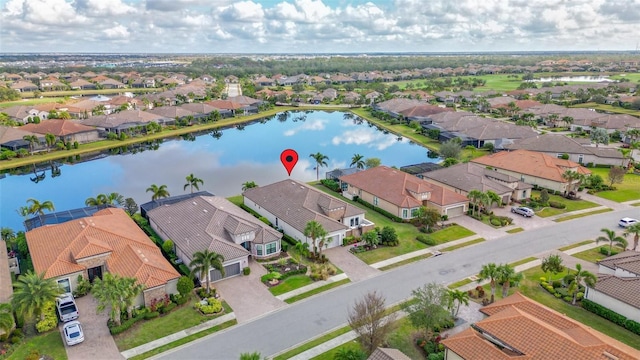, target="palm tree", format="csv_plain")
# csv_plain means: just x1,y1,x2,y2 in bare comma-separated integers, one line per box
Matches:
0,303,15,335
497,264,523,298
22,135,40,155
92,273,143,326
239,352,262,360
146,184,170,201
309,152,329,180
624,223,640,251
568,263,597,305
1,227,16,250
184,173,204,194
189,250,225,295
25,198,55,216
85,194,109,206
350,154,365,169
541,254,564,283
11,271,62,322
446,289,469,319
44,133,56,152
478,263,500,303
596,228,628,256
304,220,327,258
467,189,483,217
242,181,258,191
561,170,584,195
